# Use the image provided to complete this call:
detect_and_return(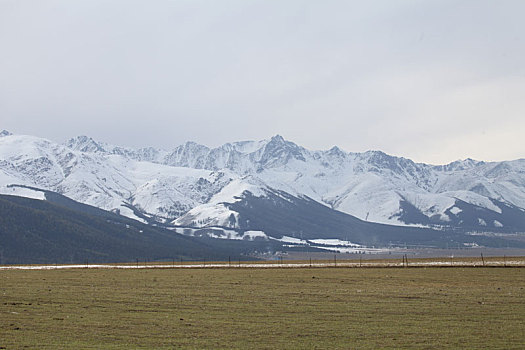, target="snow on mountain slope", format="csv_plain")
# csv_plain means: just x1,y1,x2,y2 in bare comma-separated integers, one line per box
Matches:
173,177,268,228
1,130,525,231
1,185,46,200
0,133,236,222
0,134,72,188
127,166,232,220
167,137,525,229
